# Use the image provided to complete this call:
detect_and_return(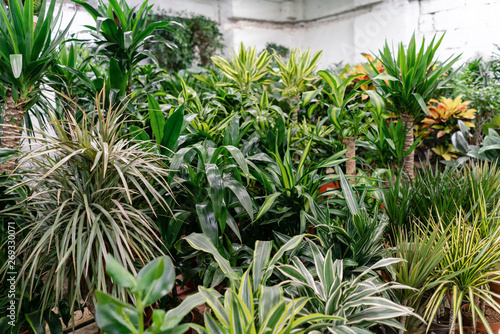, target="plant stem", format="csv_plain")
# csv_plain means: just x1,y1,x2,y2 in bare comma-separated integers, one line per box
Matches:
401,113,415,182
0,92,24,174
342,136,356,182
